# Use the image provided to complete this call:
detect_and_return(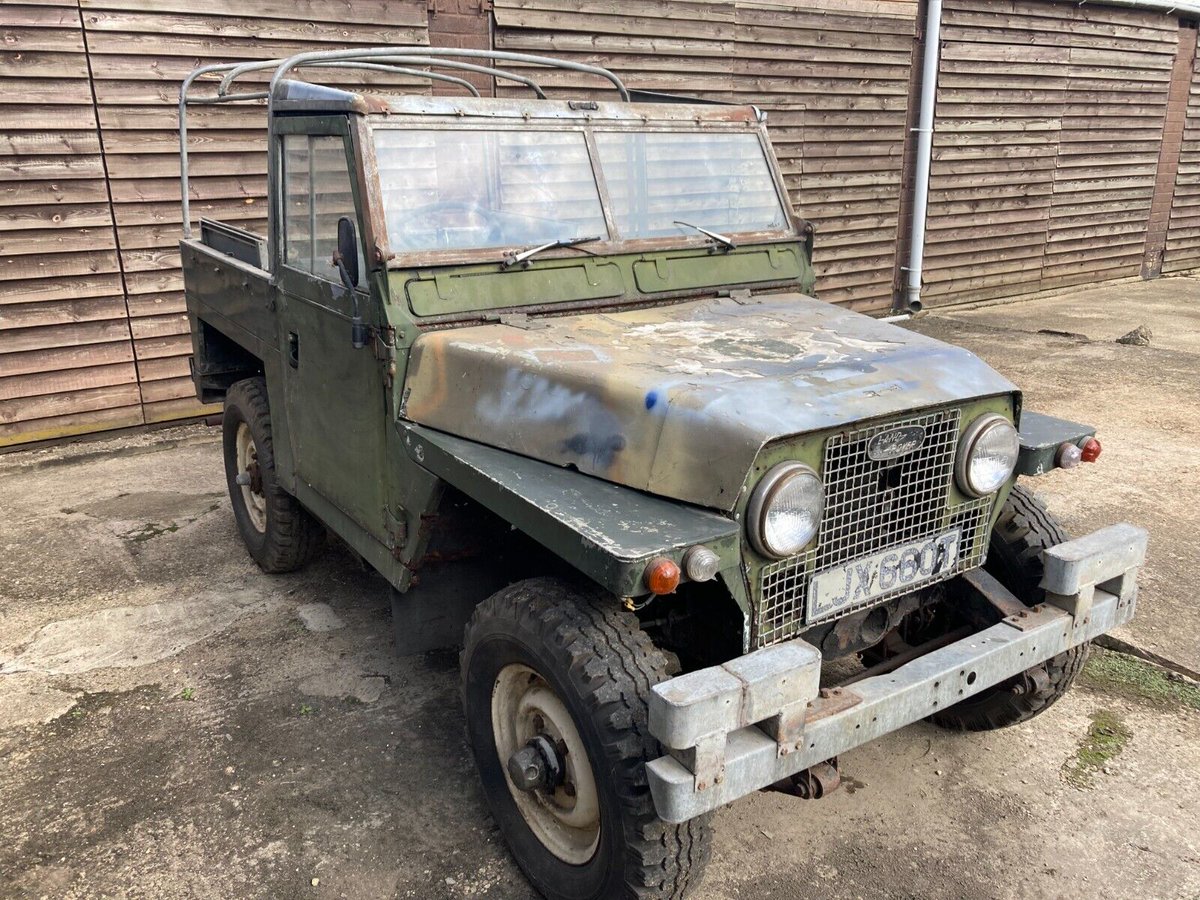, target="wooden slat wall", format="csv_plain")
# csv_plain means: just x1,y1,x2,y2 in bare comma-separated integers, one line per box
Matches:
0,1,143,447
492,0,919,313
1043,11,1176,290
76,0,430,425
924,0,1177,304
4,0,1200,448
1164,39,1200,272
